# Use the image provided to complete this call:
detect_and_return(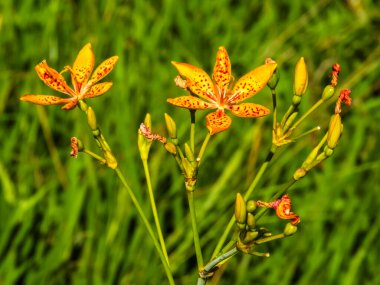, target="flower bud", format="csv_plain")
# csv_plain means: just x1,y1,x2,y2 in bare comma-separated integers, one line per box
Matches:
265,58,279,90
301,144,320,169
164,142,177,155
293,167,307,181
235,193,247,224
327,114,342,149
246,213,256,229
87,107,97,130
284,222,298,236
322,85,335,101
293,57,308,97
243,231,259,243
246,200,257,213
164,113,177,139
